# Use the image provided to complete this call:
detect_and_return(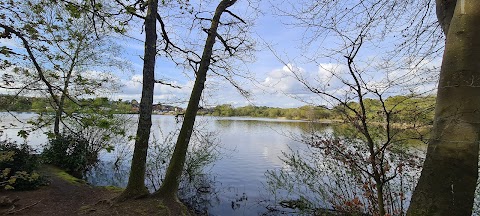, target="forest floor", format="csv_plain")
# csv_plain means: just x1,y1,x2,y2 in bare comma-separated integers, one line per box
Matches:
0,166,177,216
